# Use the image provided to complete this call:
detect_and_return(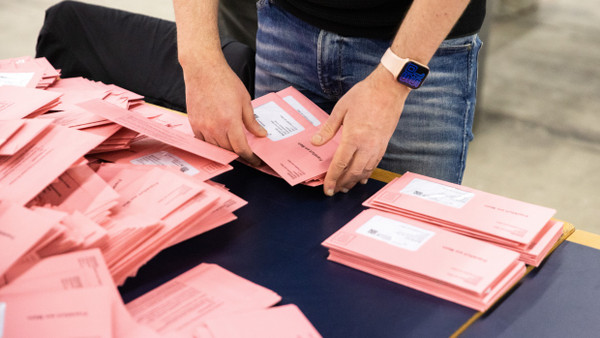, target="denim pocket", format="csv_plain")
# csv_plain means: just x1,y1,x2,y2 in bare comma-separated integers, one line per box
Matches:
436,34,481,56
